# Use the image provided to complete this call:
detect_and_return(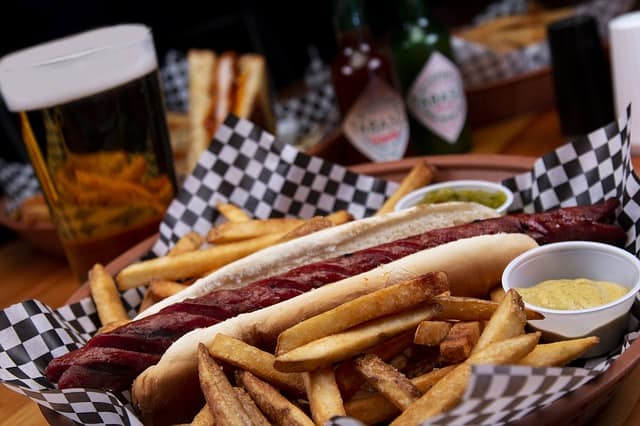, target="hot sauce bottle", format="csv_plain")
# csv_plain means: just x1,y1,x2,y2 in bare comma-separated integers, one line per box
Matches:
331,0,409,164
391,0,471,155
